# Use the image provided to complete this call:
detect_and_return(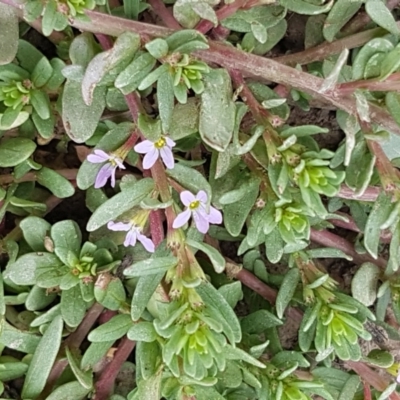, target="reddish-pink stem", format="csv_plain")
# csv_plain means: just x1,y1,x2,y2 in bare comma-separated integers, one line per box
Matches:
225,261,303,323
93,337,136,400
147,0,181,29
310,228,386,268
42,303,104,398
345,361,400,400
150,210,165,246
